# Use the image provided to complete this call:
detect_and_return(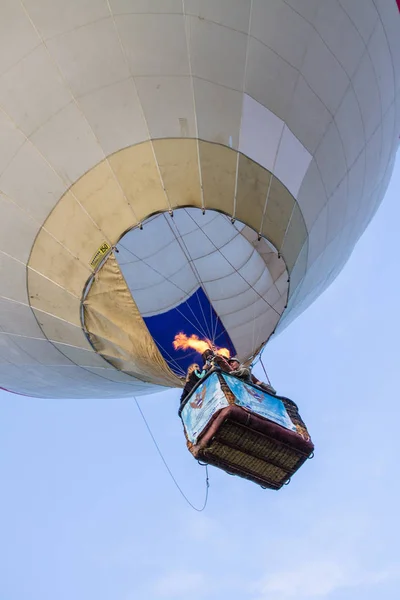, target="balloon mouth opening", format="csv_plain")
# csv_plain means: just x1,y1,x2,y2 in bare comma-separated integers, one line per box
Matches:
82,207,289,382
